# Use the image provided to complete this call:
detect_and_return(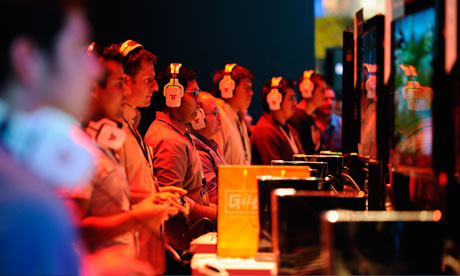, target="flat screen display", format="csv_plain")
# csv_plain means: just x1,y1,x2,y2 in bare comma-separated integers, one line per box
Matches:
359,26,378,158
391,7,436,169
